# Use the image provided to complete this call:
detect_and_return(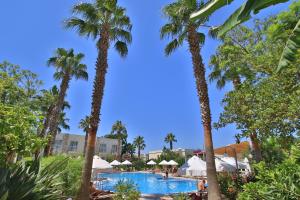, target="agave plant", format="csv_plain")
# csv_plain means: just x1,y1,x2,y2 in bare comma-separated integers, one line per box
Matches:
0,158,68,200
